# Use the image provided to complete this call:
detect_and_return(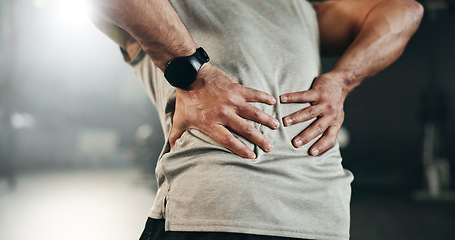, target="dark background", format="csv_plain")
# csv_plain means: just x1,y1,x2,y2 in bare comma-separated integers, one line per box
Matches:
0,0,454,239
337,5,455,191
